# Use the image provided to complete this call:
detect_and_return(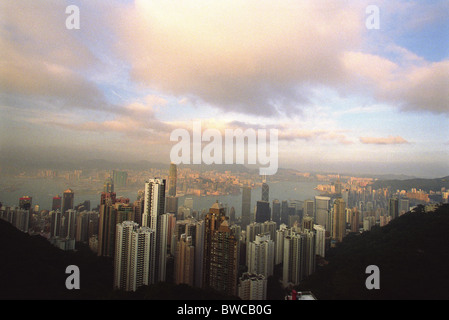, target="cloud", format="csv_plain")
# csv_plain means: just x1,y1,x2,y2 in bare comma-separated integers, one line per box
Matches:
0,0,114,112
112,0,449,117
342,51,449,114
359,135,409,145
166,119,354,145
30,95,174,144
115,0,365,116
